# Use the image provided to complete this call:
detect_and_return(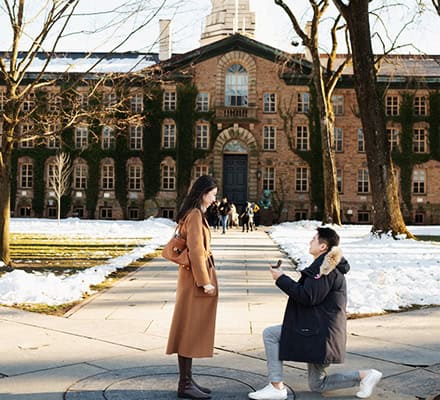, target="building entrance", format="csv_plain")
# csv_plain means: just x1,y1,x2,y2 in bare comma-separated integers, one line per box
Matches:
223,154,248,207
